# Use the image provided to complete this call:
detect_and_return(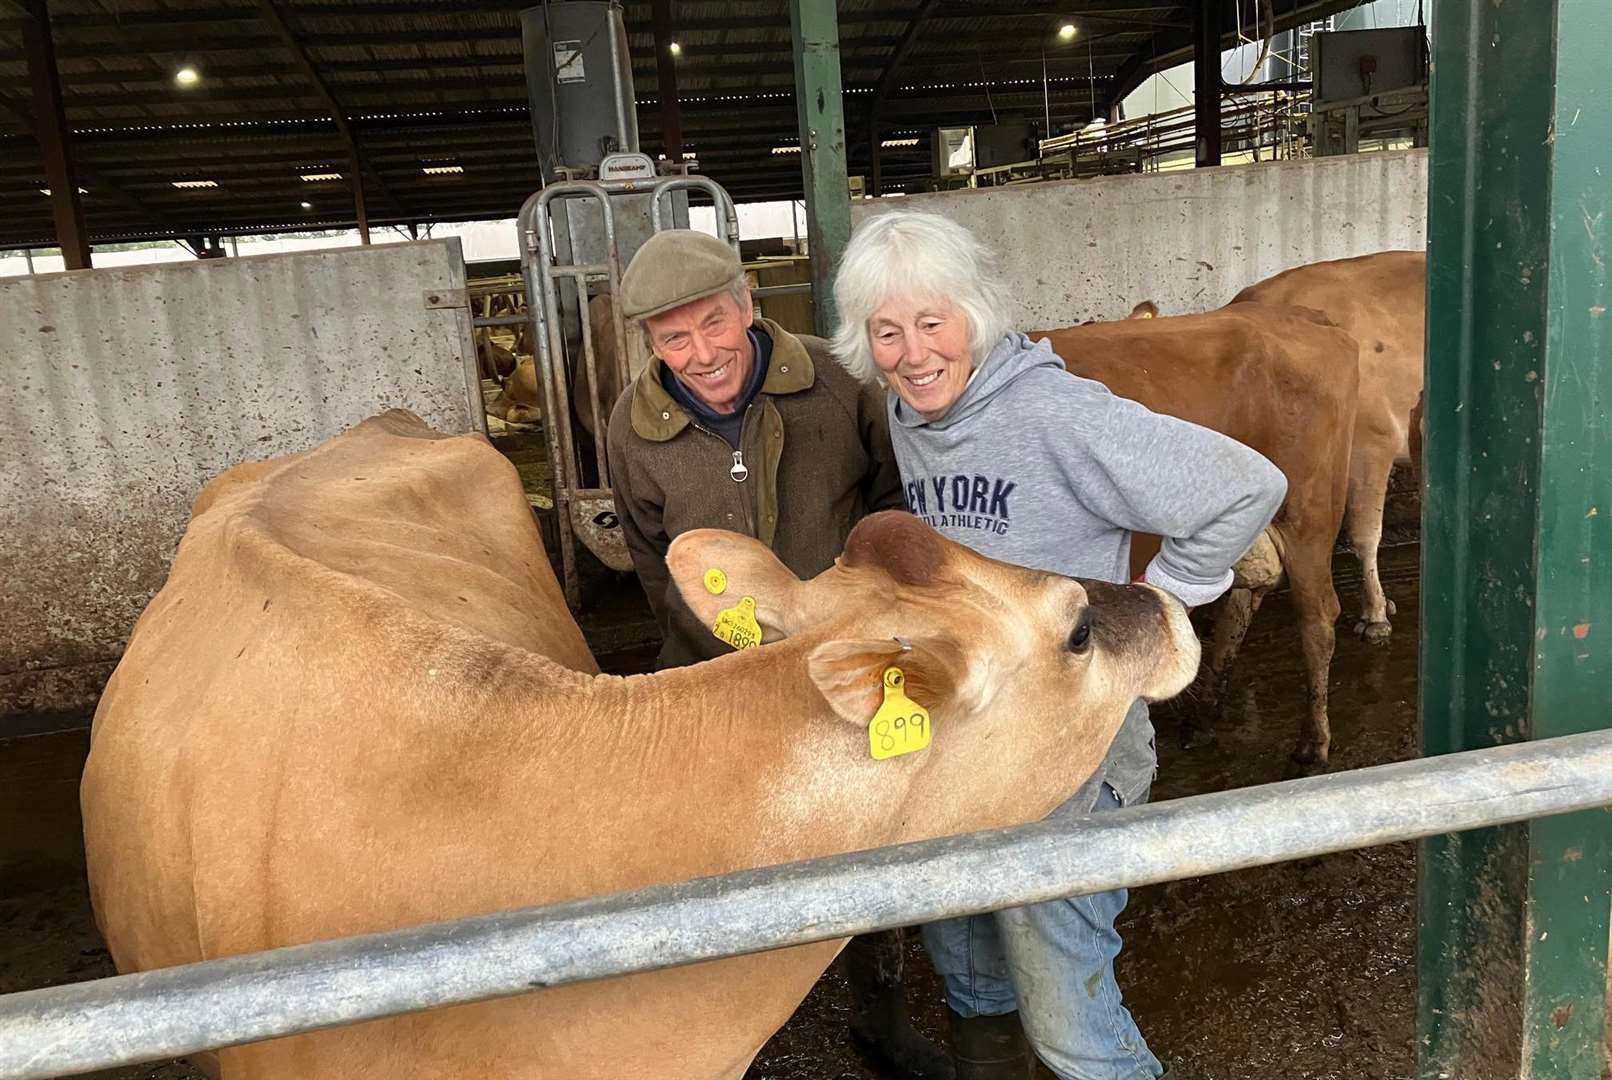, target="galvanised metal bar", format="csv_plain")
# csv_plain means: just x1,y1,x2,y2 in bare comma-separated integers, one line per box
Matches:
472,314,530,329
4,732,1612,1080
788,0,852,337
1420,0,1612,1076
